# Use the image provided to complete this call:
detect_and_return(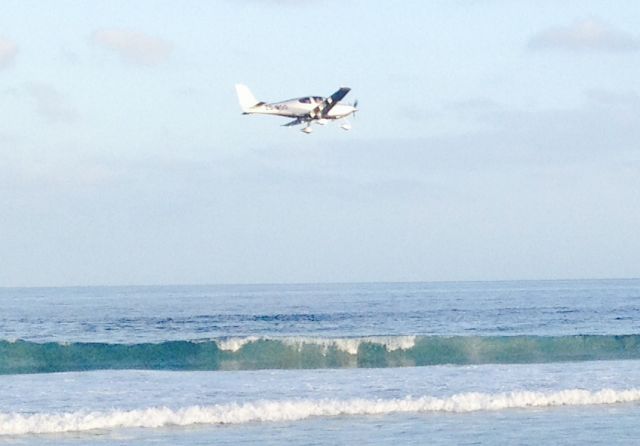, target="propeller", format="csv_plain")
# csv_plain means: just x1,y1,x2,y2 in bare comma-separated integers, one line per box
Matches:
352,99,358,118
